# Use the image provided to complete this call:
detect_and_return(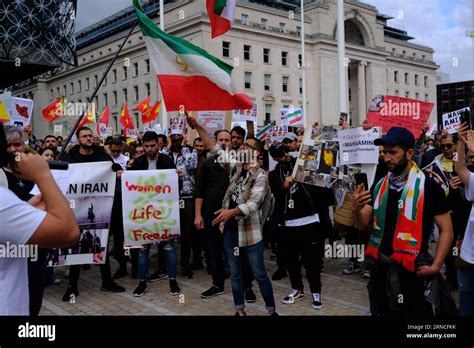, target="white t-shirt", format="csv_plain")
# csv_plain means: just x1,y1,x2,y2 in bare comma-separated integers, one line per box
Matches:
113,153,129,171
0,187,47,315
147,157,157,169
461,173,474,264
